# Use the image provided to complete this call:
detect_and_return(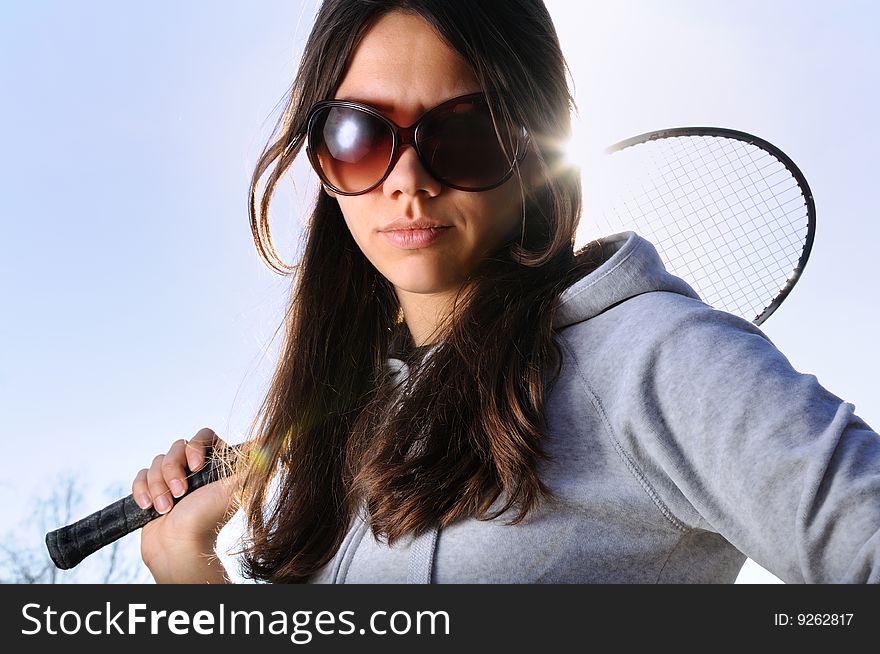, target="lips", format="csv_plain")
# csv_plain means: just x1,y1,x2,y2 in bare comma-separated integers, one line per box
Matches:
378,215,453,249
379,217,450,232
380,226,451,249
